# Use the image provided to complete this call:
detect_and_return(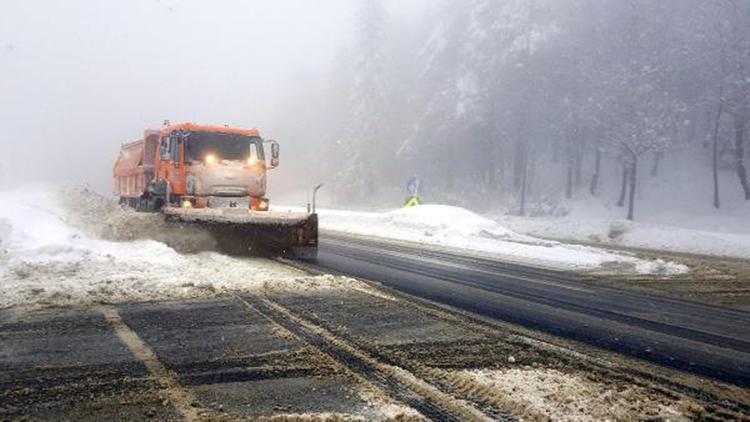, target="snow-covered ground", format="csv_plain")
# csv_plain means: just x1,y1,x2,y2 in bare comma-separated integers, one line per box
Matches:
0,185,693,311
457,368,690,421
290,150,750,261
490,151,750,260
495,213,750,260
0,186,359,309
278,204,688,275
